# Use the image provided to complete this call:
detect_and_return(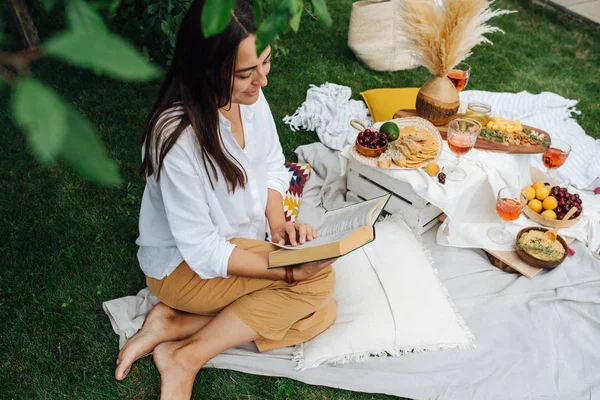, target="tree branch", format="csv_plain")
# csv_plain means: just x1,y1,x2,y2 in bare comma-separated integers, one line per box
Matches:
0,48,42,73
9,0,40,49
